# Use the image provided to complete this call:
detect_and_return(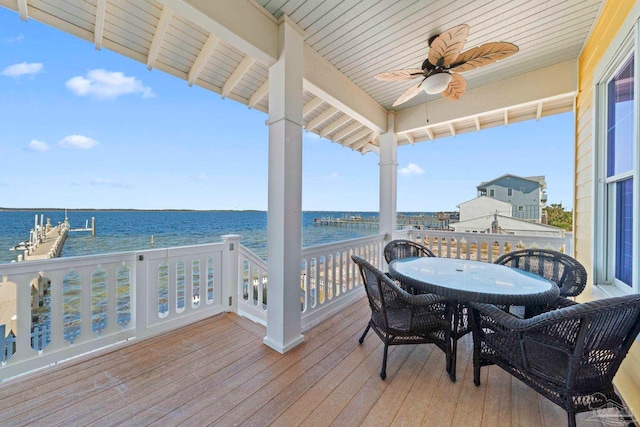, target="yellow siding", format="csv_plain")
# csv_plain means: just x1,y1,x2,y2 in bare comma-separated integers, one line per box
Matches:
576,0,640,416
